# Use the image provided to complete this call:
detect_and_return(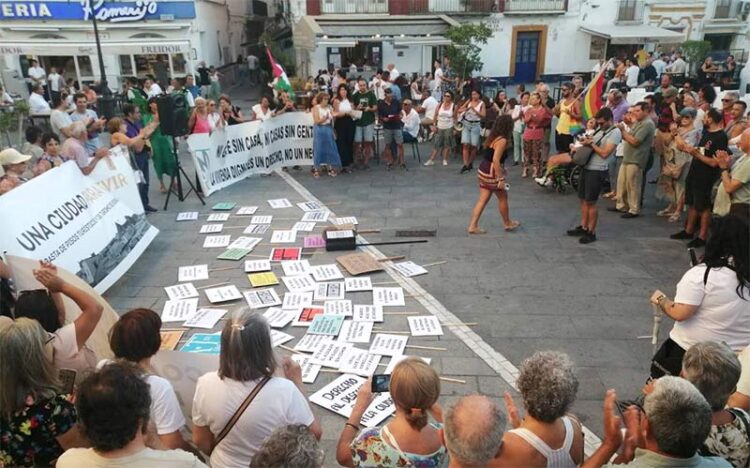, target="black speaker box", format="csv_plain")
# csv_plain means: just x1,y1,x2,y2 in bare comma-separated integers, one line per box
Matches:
156,93,189,137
